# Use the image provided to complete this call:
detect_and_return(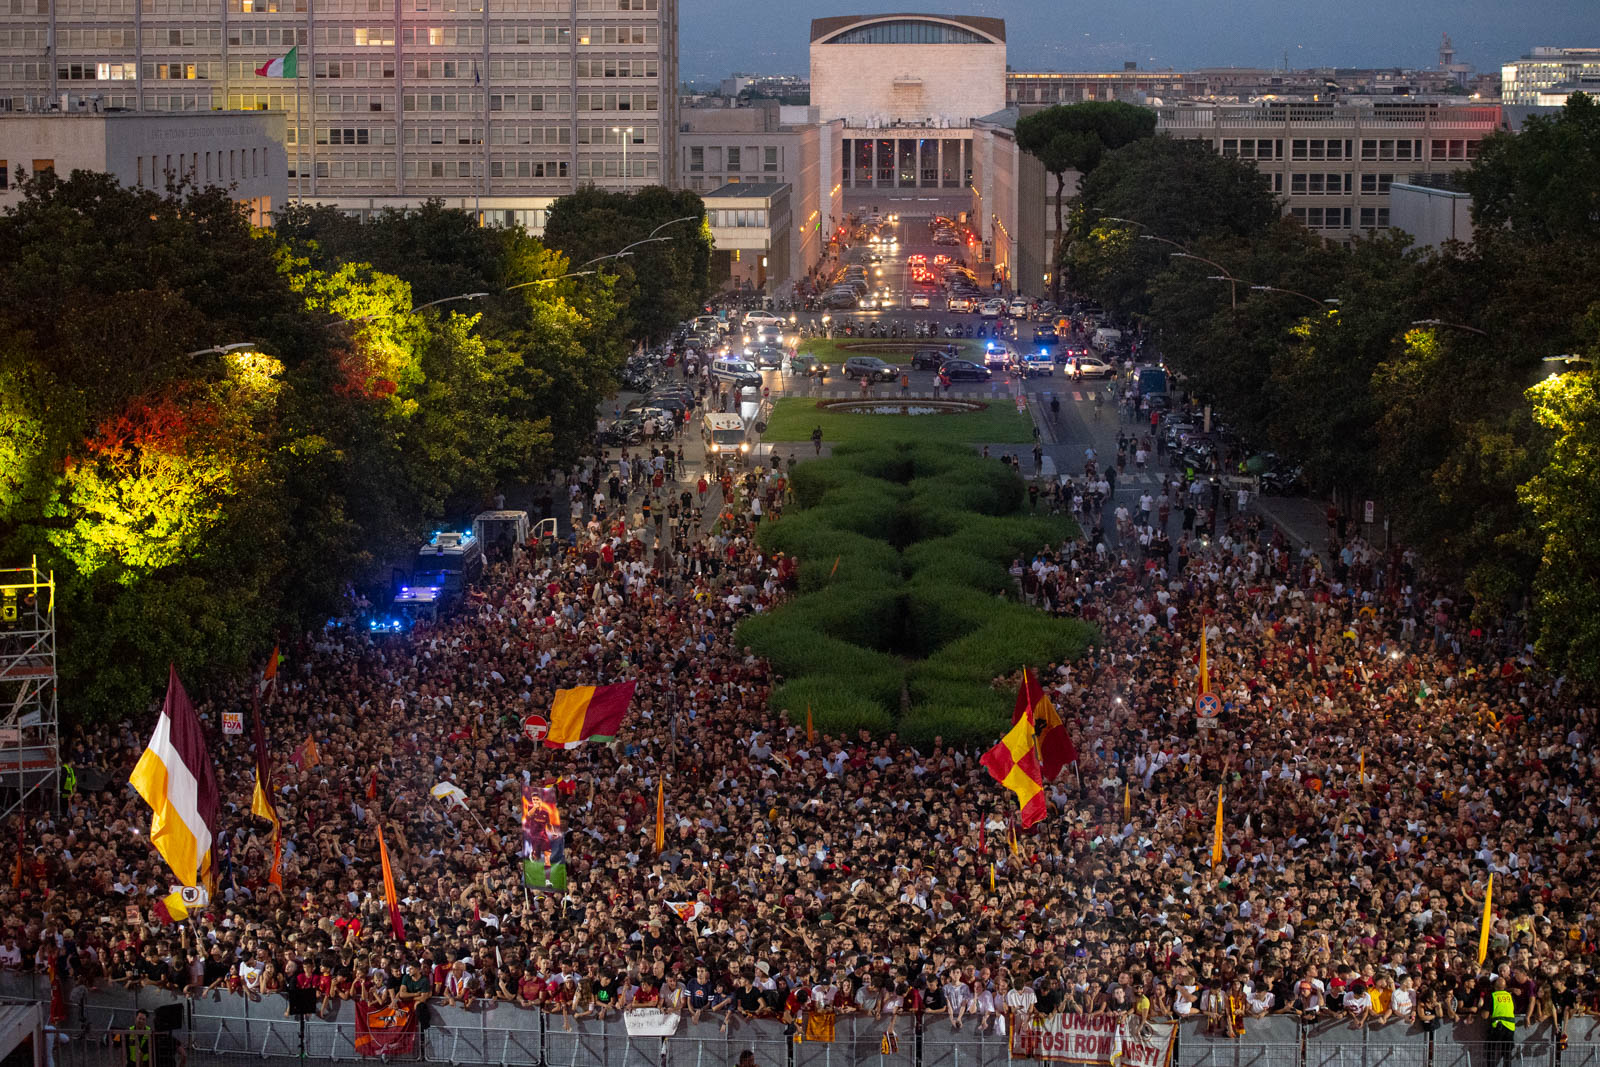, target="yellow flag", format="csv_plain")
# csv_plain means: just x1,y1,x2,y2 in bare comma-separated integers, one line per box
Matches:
1008,823,1019,857
1211,786,1224,868
1358,751,1365,786
1123,782,1131,822
989,862,995,892
1199,623,1211,694
1477,874,1493,965
654,777,666,852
